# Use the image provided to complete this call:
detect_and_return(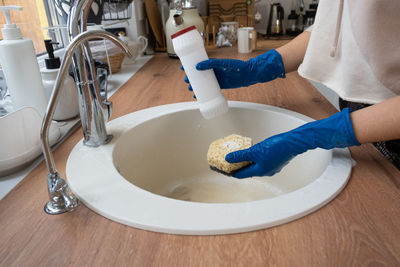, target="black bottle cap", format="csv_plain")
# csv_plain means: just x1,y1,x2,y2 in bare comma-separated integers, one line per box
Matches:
44,39,61,69
288,10,298,19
